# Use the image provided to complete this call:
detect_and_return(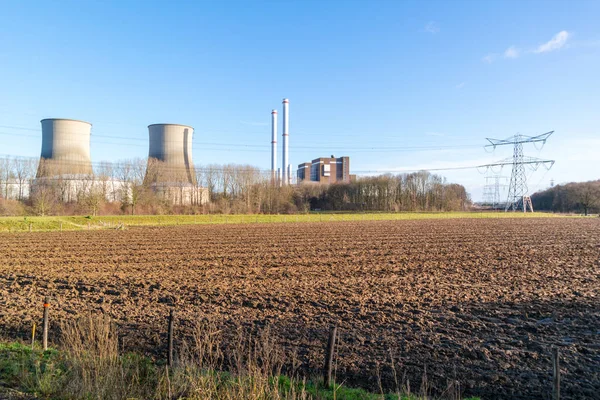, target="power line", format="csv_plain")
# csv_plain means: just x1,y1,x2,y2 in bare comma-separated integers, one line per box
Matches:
0,124,478,146
0,121,476,140
0,152,545,177
0,127,480,153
